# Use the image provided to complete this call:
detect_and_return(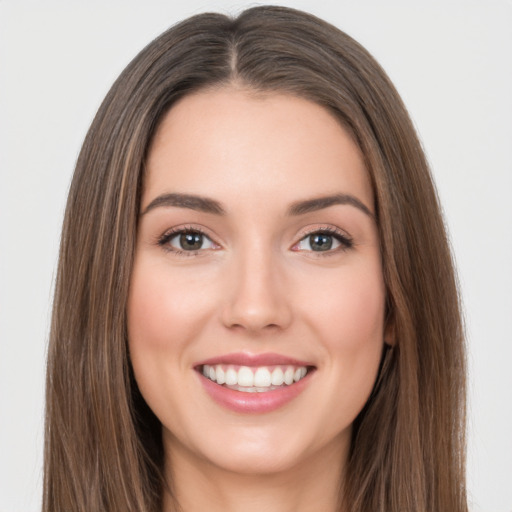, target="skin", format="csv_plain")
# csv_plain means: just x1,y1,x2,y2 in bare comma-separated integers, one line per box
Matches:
128,87,388,512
